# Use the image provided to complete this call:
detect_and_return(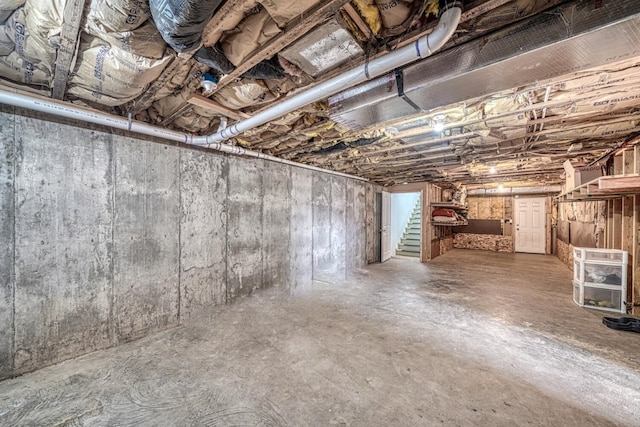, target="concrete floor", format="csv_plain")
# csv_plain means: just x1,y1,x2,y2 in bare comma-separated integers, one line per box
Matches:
1,249,639,426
